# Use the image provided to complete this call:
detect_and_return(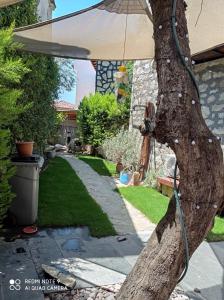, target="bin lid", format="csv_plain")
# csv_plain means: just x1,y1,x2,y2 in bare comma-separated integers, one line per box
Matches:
11,154,44,169
12,154,41,163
